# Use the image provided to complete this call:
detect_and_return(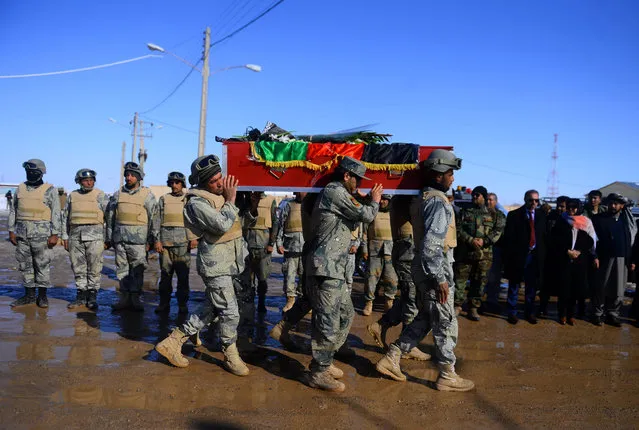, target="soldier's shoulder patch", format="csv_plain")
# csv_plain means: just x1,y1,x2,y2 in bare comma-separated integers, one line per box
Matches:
349,196,362,207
